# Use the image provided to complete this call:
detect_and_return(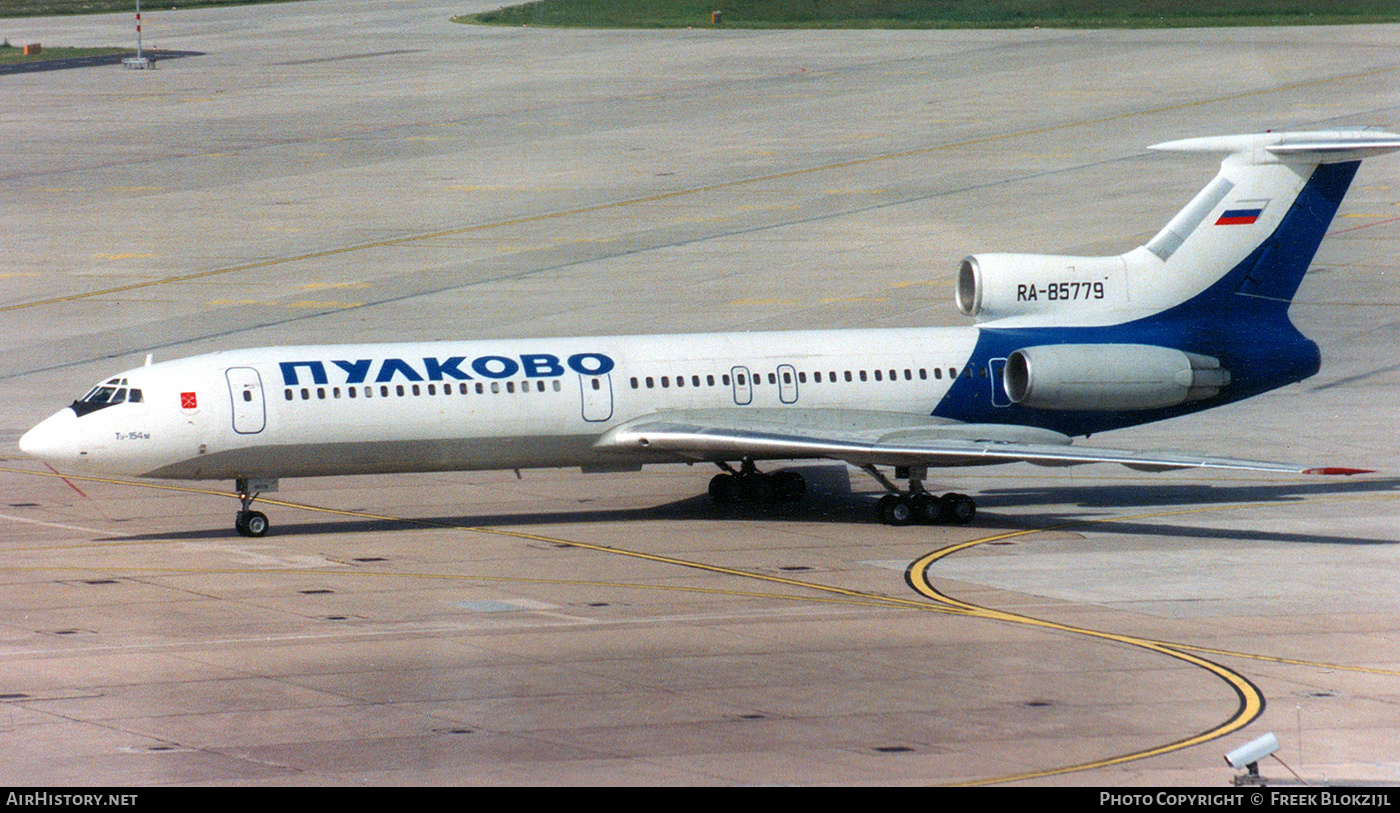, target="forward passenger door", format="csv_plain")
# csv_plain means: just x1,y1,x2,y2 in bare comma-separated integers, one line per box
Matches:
226,367,266,434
